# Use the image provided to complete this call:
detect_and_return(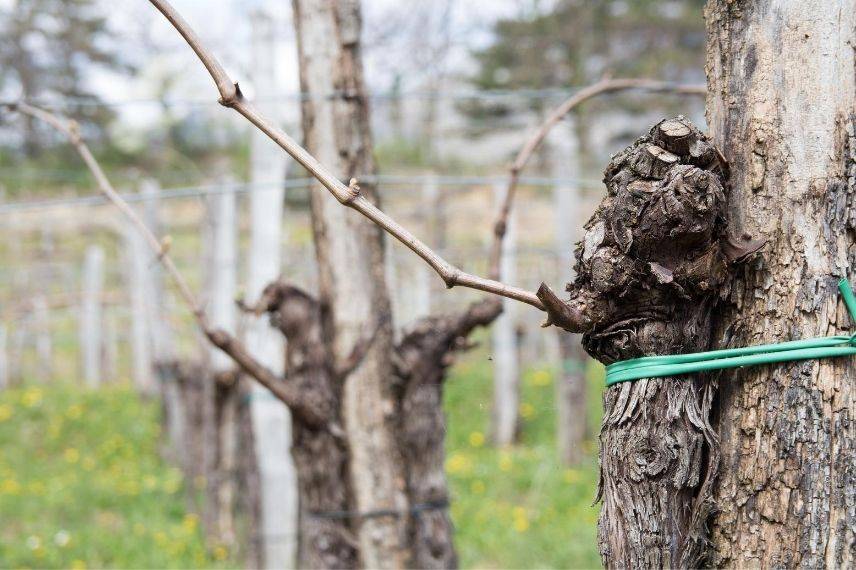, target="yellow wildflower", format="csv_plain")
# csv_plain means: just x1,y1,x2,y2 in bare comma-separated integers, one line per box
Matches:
563,469,581,484
470,480,486,494
213,545,229,561
66,404,84,419
512,507,529,532
22,388,43,407
64,448,80,464
1,479,21,495
71,559,87,569
530,370,552,387
468,431,485,448
182,513,199,532
0,404,13,422
498,452,513,472
519,402,535,419
445,452,473,475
